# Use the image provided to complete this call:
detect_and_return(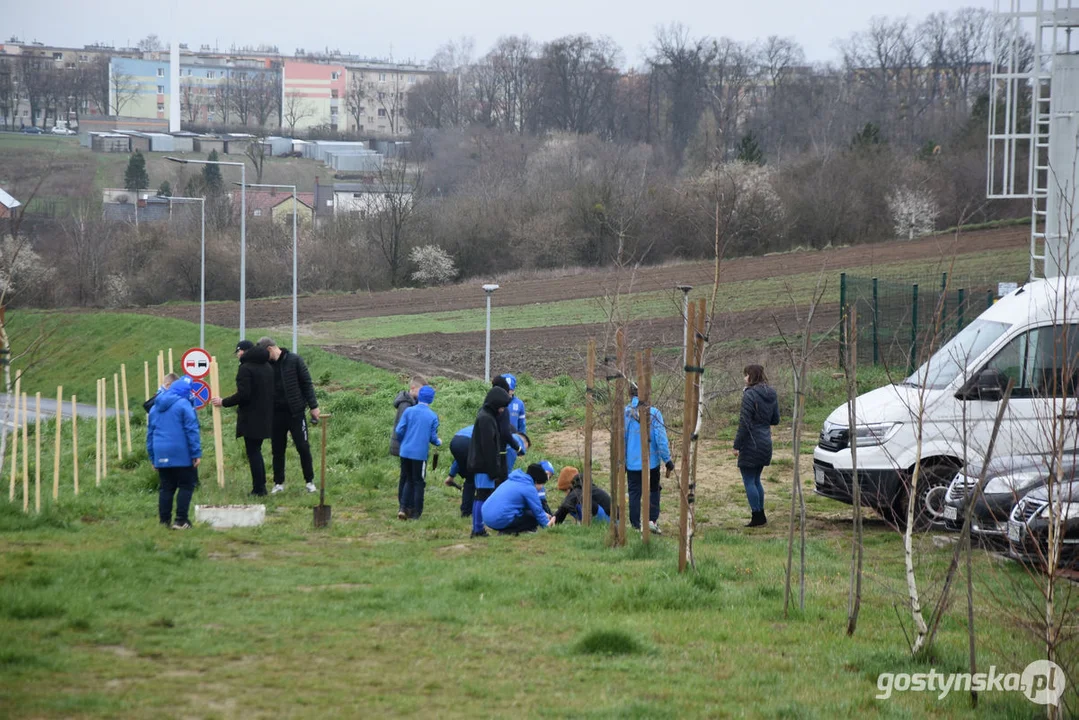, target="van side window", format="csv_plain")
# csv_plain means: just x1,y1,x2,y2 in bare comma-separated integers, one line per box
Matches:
983,325,1079,397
